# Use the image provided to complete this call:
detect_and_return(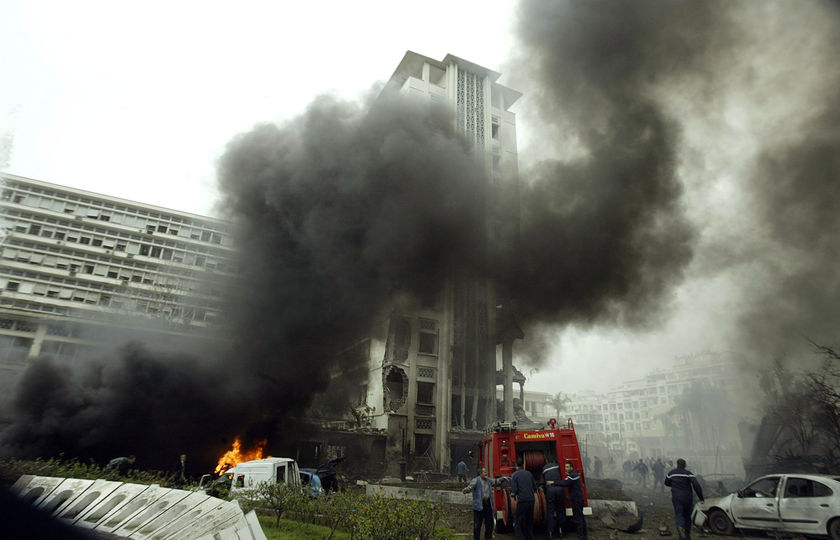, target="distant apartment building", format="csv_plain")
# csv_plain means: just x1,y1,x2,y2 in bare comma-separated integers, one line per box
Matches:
0,172,232,387
555,353,743,473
